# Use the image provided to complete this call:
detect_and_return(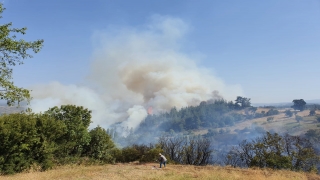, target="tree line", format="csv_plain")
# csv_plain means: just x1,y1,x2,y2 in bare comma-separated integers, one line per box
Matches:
0,105,212,174
224,132,319,172
0,105,117,174
138,97,251,133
